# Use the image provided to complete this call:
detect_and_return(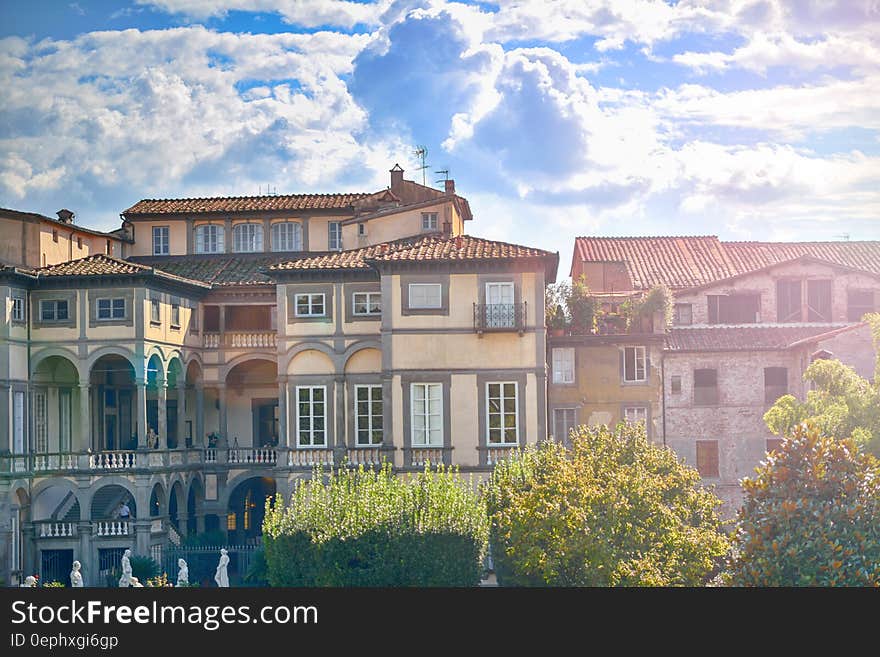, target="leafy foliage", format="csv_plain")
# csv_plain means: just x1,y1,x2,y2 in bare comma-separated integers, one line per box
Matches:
42,580,65,587
484,423,729,586
264,463,488,586
545,281,571,326
565,275,599,334
129,555,160,582
728,423,880,586
243,547,269,587
146,572,172,587
764,357,880,456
